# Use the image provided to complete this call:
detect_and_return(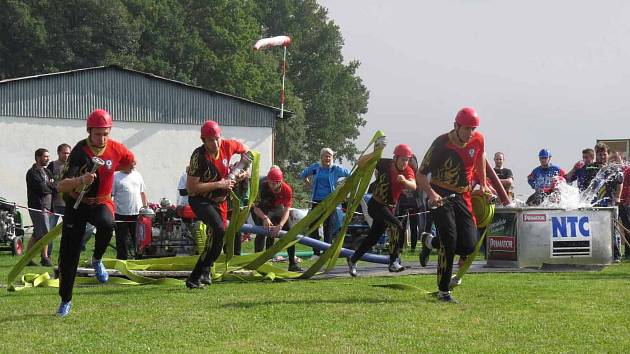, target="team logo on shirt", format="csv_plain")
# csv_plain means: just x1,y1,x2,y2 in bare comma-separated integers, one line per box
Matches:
468,148,475,158
222,158,228,167
105,160,113,170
